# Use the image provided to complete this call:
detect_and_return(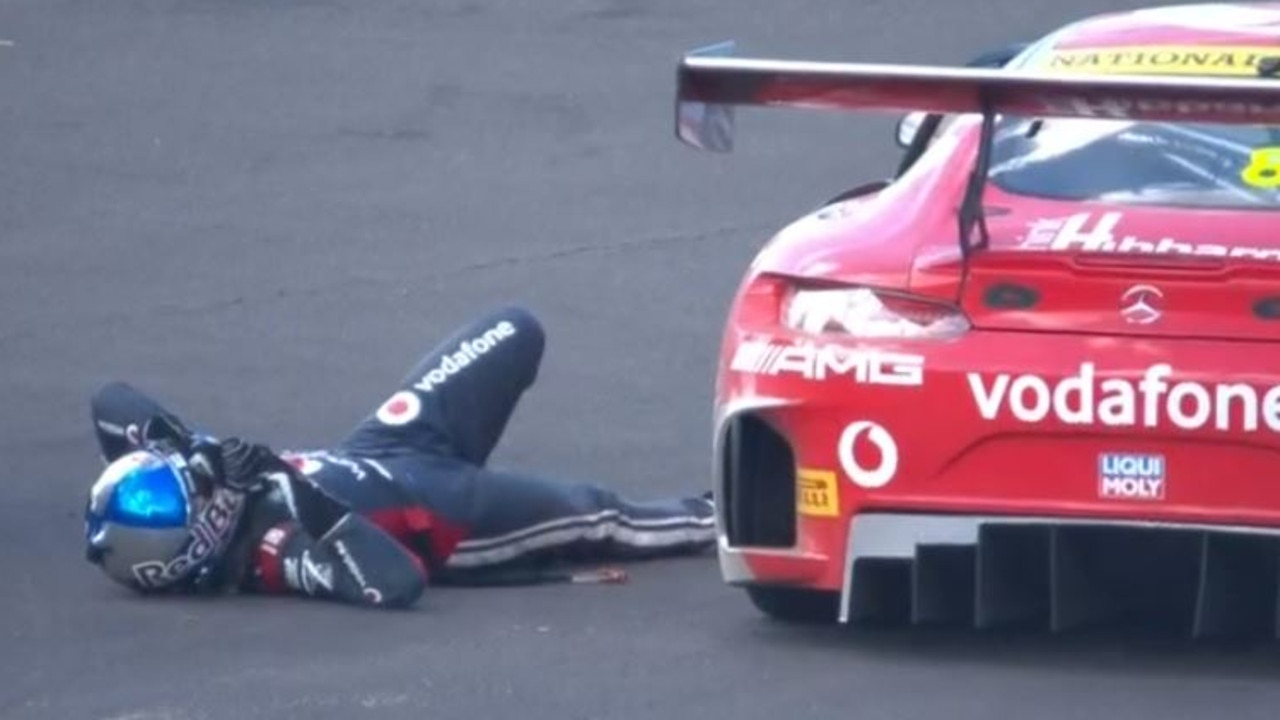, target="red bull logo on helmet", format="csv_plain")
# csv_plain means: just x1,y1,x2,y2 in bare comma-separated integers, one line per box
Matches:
130,489,245,589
